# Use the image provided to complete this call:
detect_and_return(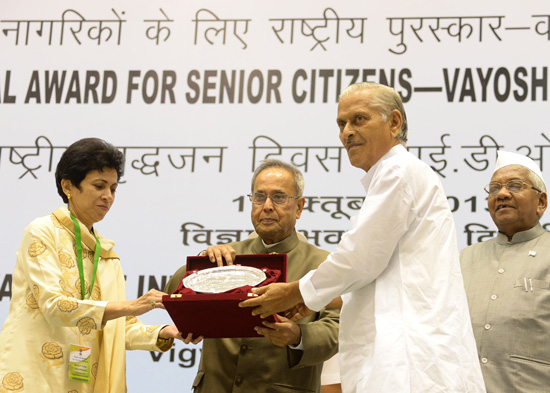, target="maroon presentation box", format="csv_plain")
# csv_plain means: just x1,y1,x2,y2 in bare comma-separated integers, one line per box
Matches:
163,254,287,338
